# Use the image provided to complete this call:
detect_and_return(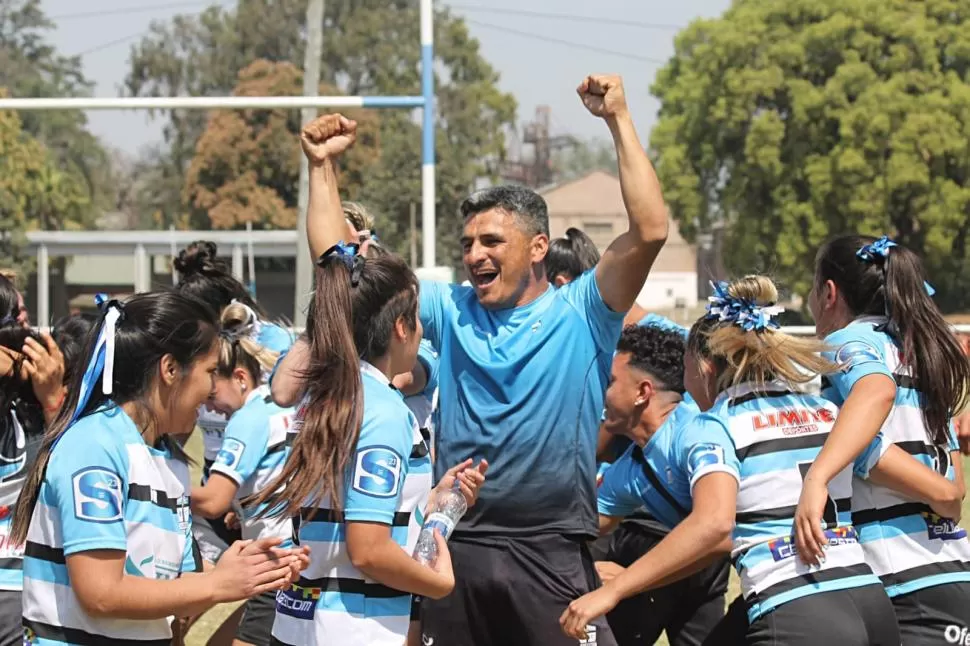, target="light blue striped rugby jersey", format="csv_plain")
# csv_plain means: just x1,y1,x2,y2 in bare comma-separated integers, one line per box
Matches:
822,317,970,598
271,362,433,646
197,321,293,481
0,413,36,592
22,406,197,645
208,386,294,545
597,400,701,528
681,381,886,623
